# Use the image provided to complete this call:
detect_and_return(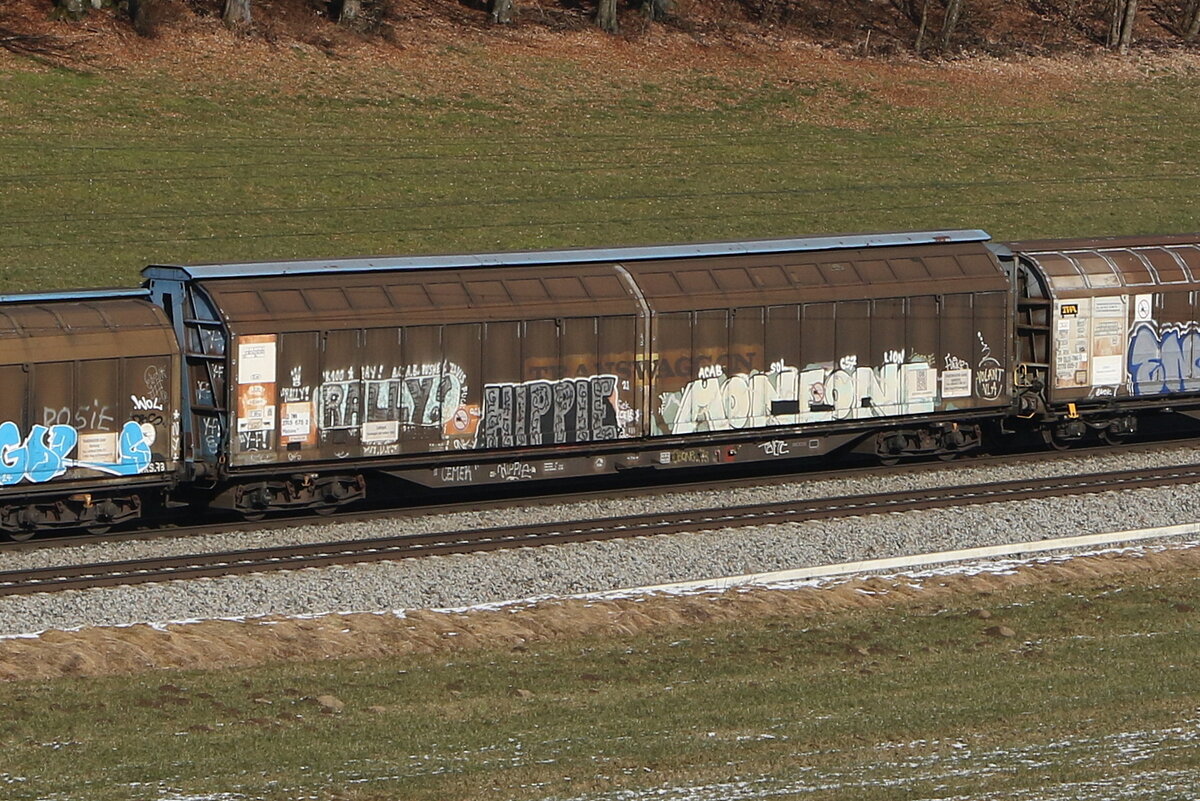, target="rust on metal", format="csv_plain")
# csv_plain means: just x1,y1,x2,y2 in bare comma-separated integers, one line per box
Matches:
1009,235,1200,405
0,297,181,494
186,237,1014,472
